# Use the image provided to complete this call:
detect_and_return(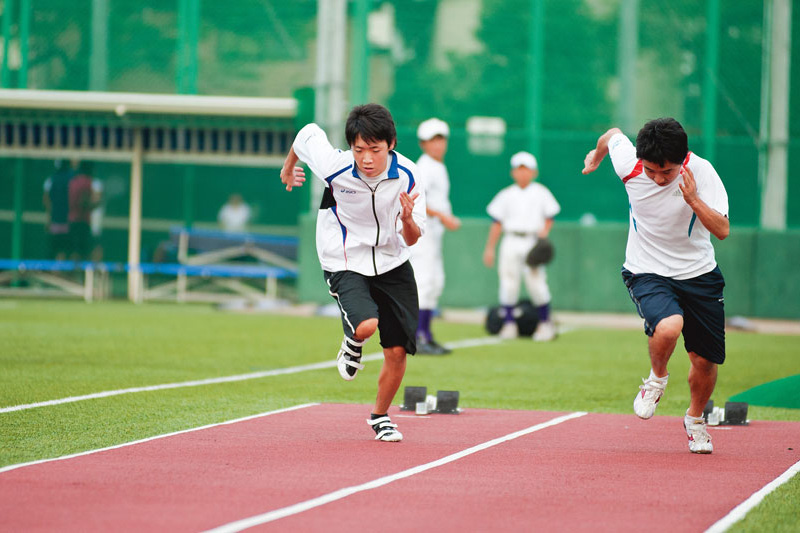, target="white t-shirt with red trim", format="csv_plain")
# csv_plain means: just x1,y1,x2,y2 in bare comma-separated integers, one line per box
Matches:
608,133,729,280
